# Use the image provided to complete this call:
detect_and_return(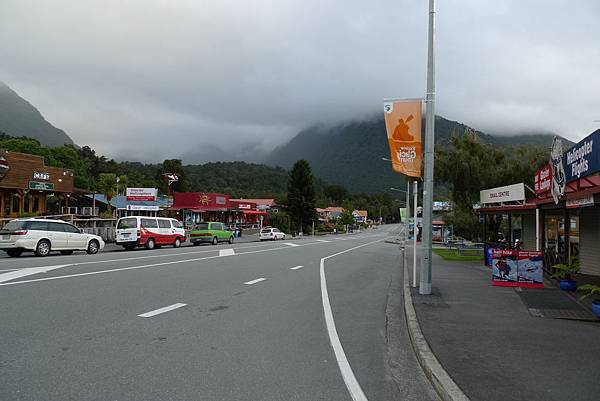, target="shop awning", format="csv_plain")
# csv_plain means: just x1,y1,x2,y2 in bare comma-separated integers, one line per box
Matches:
242,210,268,215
